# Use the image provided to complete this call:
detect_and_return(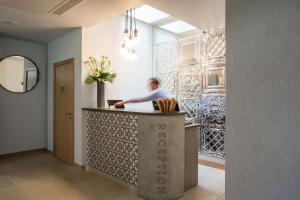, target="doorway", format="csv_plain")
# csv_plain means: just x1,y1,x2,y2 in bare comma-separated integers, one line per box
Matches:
53,58,74,165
